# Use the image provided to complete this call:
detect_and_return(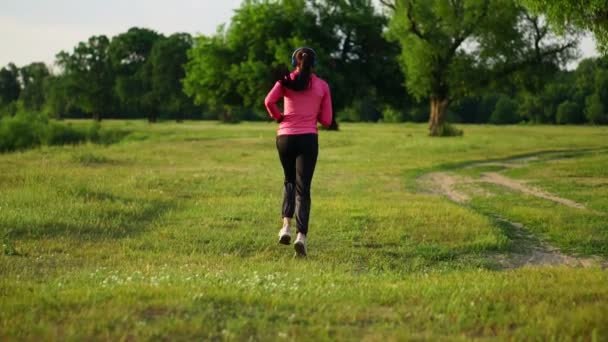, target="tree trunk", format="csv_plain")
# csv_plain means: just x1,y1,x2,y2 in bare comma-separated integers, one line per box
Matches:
428,95,449,136
93,112,101,122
